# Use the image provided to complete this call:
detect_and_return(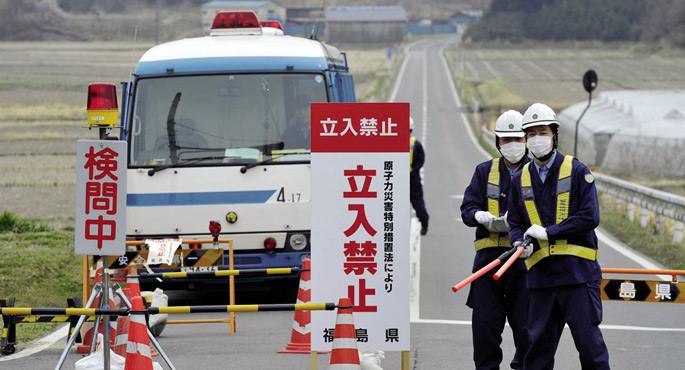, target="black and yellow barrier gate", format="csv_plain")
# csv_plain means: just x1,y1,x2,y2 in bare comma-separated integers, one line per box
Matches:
1,297,85,356
133,267,300,280
601,268,685,303
1,302,336,317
